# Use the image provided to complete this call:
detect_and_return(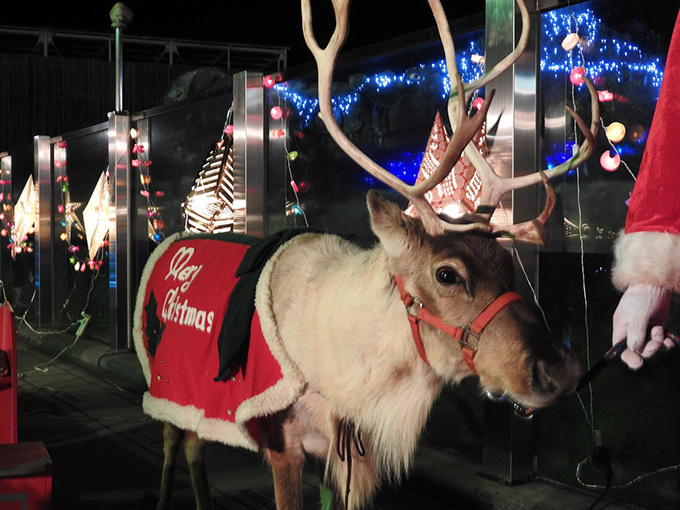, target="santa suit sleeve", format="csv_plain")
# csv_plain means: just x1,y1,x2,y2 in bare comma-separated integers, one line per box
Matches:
612,9,680,295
